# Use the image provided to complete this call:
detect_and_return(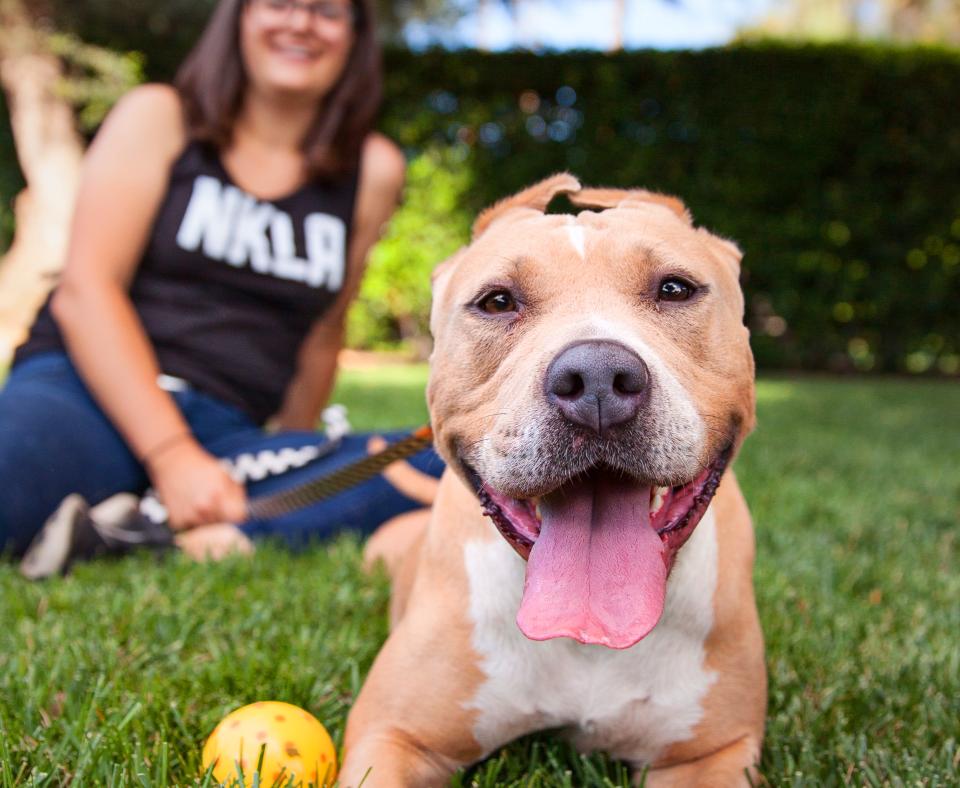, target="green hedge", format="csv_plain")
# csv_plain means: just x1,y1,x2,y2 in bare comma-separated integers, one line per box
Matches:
2,42,958,374
0,94,22,252
372,45,960,375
